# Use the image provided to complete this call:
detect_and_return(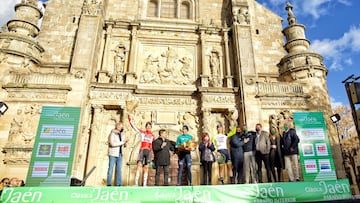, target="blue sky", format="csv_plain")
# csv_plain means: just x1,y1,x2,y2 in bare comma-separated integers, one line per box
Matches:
257,0,360,107
1,0,359,107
